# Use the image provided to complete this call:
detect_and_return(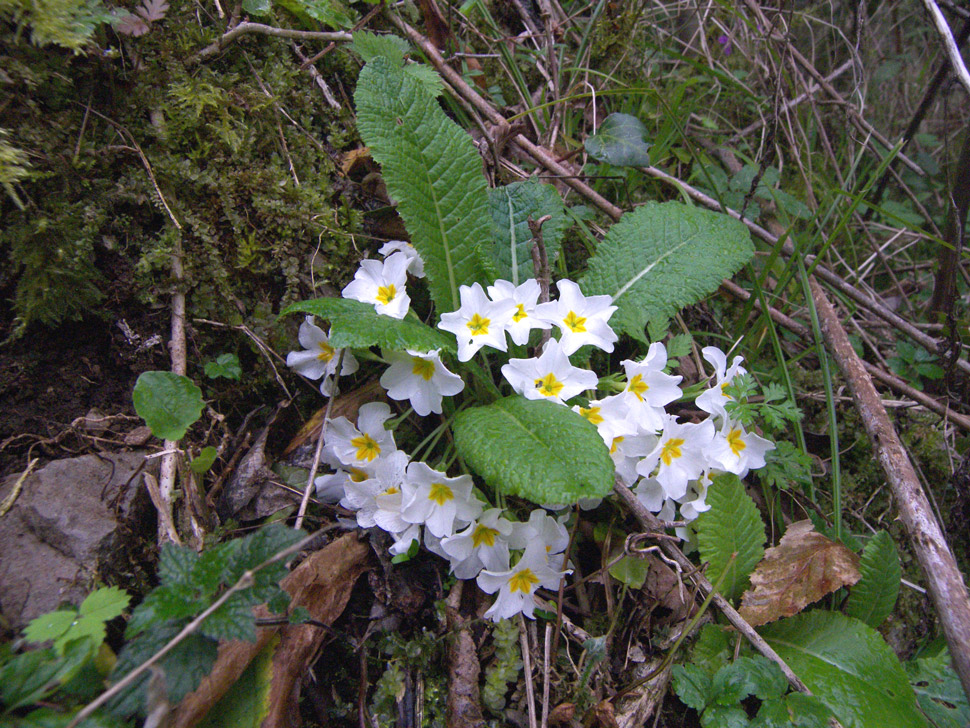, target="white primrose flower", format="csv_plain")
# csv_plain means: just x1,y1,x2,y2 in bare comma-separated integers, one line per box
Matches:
314,464,375,503
340,450,411,532
535,279,618,355
678,474,713,522
327,402,397,468
501,339,598,404
400,462,483,538
612,343,684,432
389,524,423,556
695,346,747,422
379,349,464,416
341,251,411,319
509,509,570,570
439,508,515,579
286,316,359,396
636,416,715,500
609,429,658,487
486,278,551,346
439,283,517,362
477,541,571,622
379,239,425,278
708,420,774,478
